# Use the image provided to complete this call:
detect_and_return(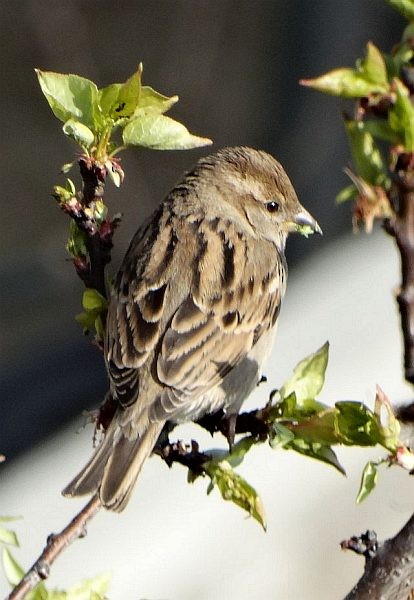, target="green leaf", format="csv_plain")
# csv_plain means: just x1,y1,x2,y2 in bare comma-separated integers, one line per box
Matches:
204,460,266,530
269,422,295,448
288,409,339,445
301,43,388,98
98,83,122,117
402,22,414,43
76,289,107,340
82,289,107,312
66,222,87,259
335,401,381,446
94,315,105,341
301,68,379,97
362,120,400,145
0,516,22,523
0,526,19,547
387,0,414,20
289,438,346,475
345,120,389,186
361,42,389,88
62,119,95,149
225,436,257,467
122,114,212,150
336,184,357,204
2,547,23,586
389,78,414,151
75,311,96,333
279,342,329,404
55,572,111,600
136,86,179,115
115,64,143,118
356,461,378,503
36,70,100,129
